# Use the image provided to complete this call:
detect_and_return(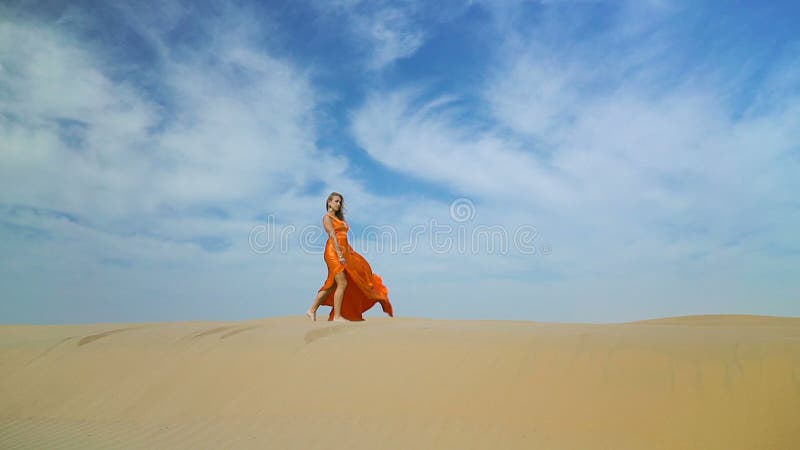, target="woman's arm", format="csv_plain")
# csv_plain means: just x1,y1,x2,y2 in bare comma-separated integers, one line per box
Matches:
323,215,345,261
